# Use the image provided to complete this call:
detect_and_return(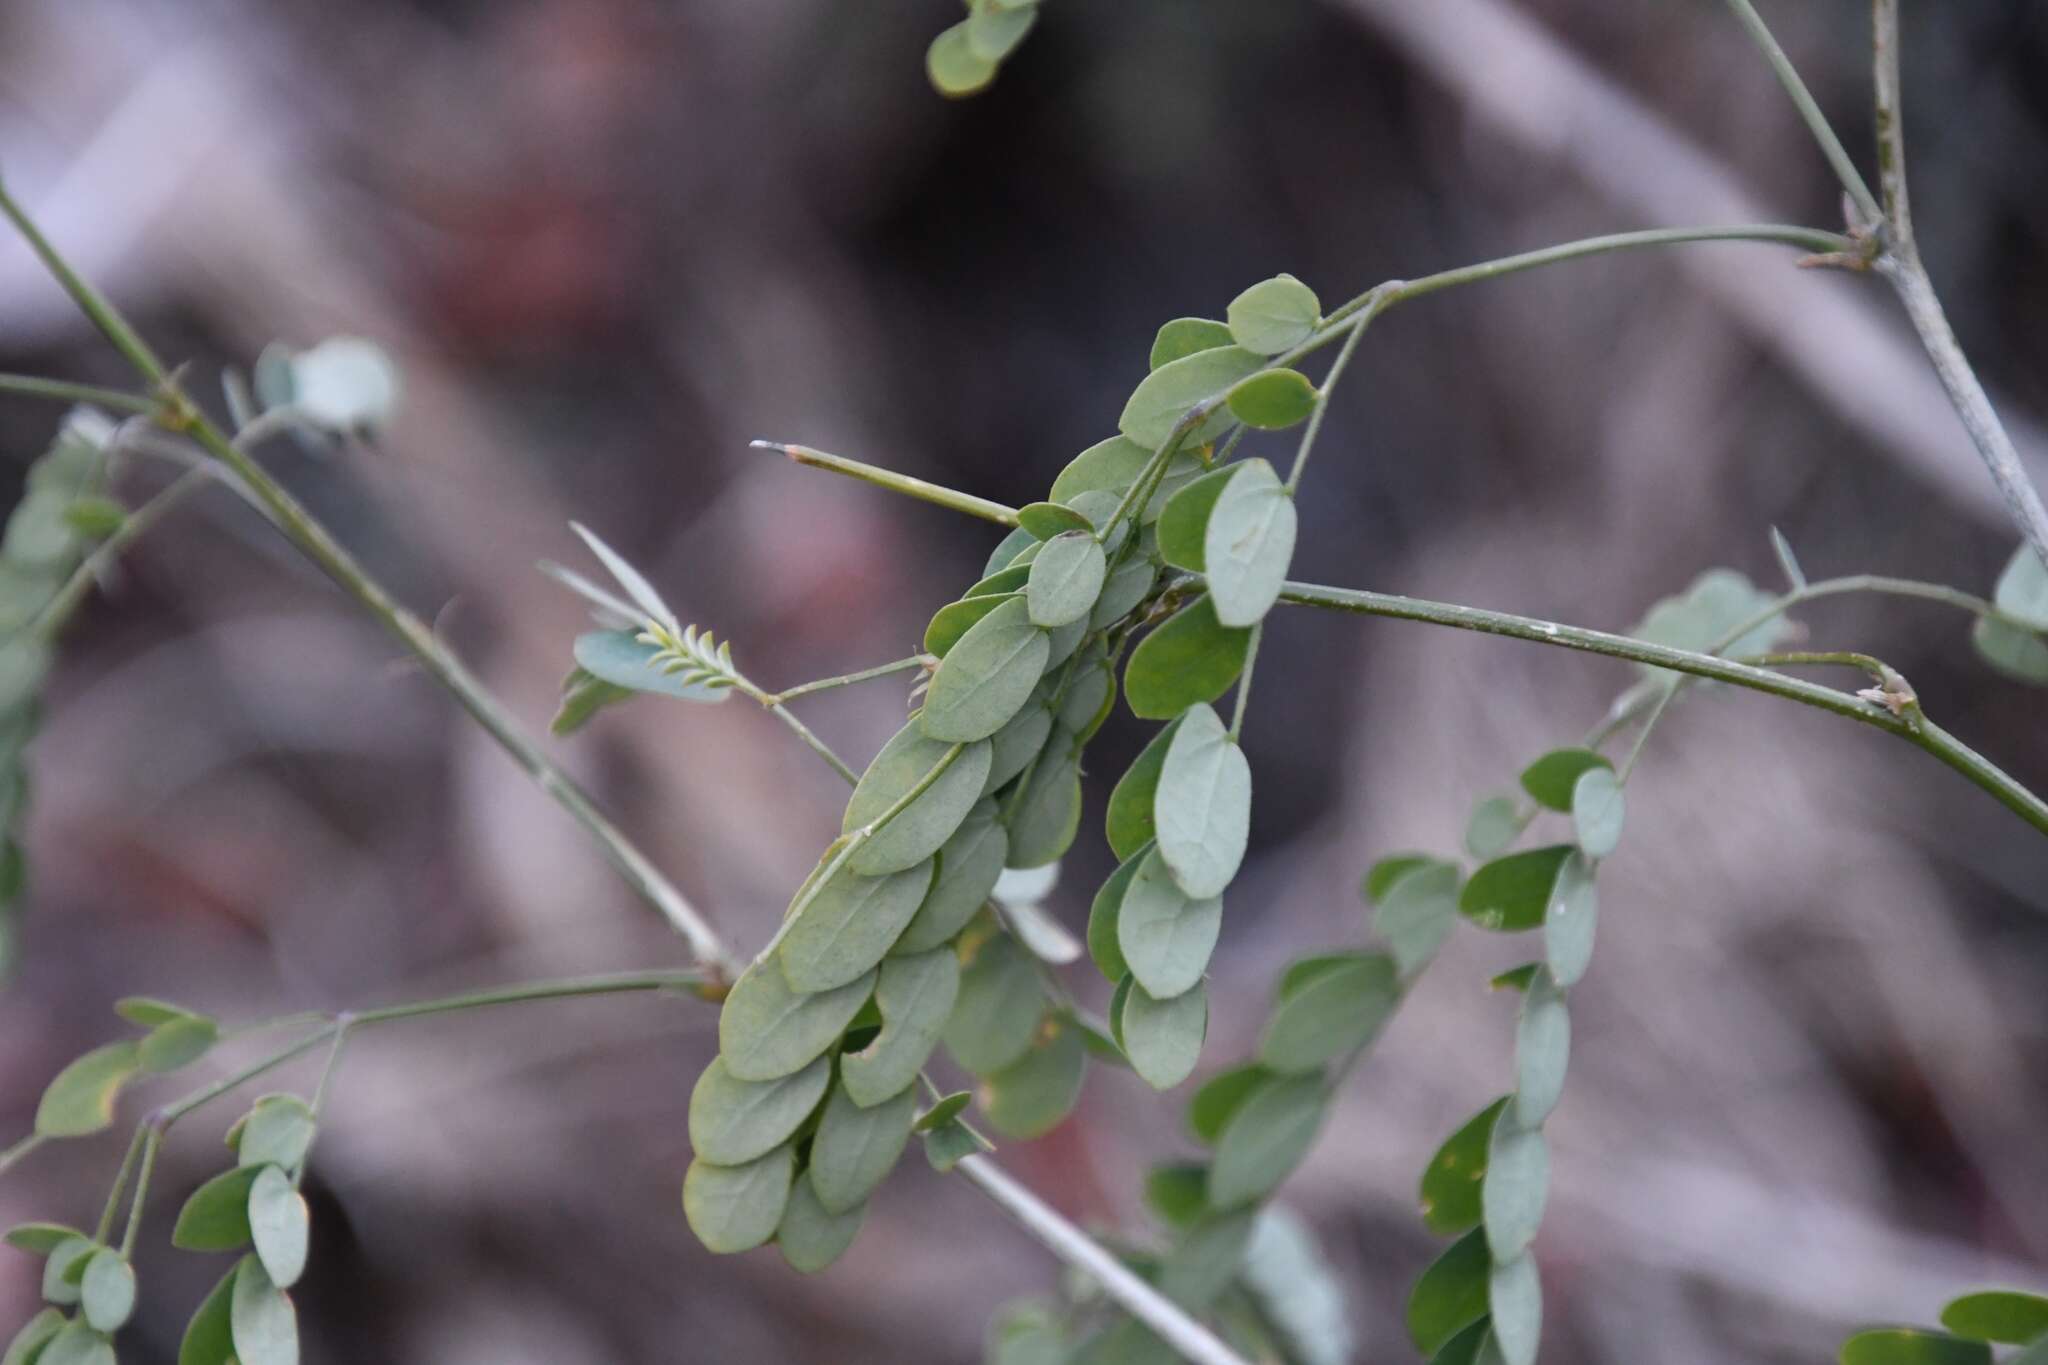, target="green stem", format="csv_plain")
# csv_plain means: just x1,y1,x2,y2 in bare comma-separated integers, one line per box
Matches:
33,466,214,638
0,185,172,384
1718,0,1885,227
731,674,858,784
1747,649,1891,675
1617,681,1681,784
1228,622,1263,741
1266,576,2048,837
765,656,928,705
0,373,155,416
117,1126,161,1258
94,1125,148,1244
752,441,1021,527
1284,300,1379,492
0,1134,45,1176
